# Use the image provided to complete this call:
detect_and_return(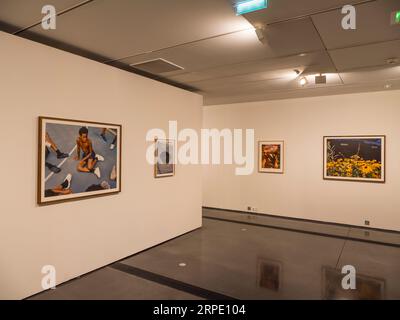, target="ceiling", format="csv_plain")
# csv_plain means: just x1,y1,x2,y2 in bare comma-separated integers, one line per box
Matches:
0,0,399,105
